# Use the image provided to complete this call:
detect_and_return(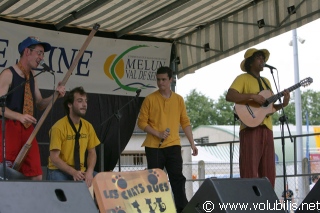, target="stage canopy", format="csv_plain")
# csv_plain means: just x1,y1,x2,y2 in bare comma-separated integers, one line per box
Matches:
1,0,319,79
